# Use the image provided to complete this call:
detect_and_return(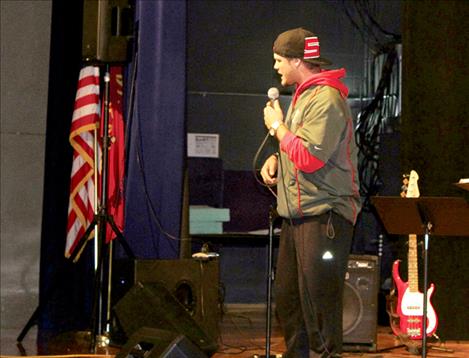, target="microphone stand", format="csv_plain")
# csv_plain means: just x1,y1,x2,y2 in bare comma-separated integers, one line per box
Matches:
253,206,279,358
251,90,281,358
